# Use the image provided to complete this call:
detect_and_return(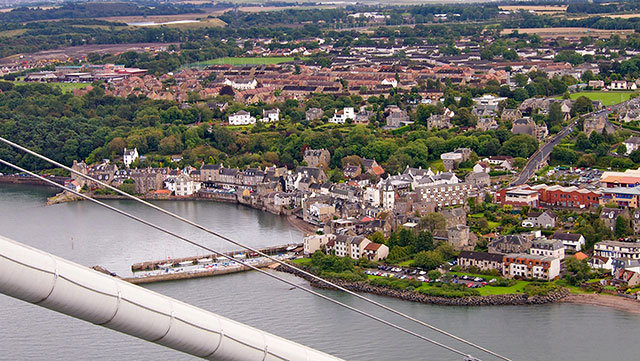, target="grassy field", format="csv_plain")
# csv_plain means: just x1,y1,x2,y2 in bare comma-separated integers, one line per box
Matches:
185,56,296,68
565,91,635,106
0,28,27,37
52,82,92,92
12,81,90,93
